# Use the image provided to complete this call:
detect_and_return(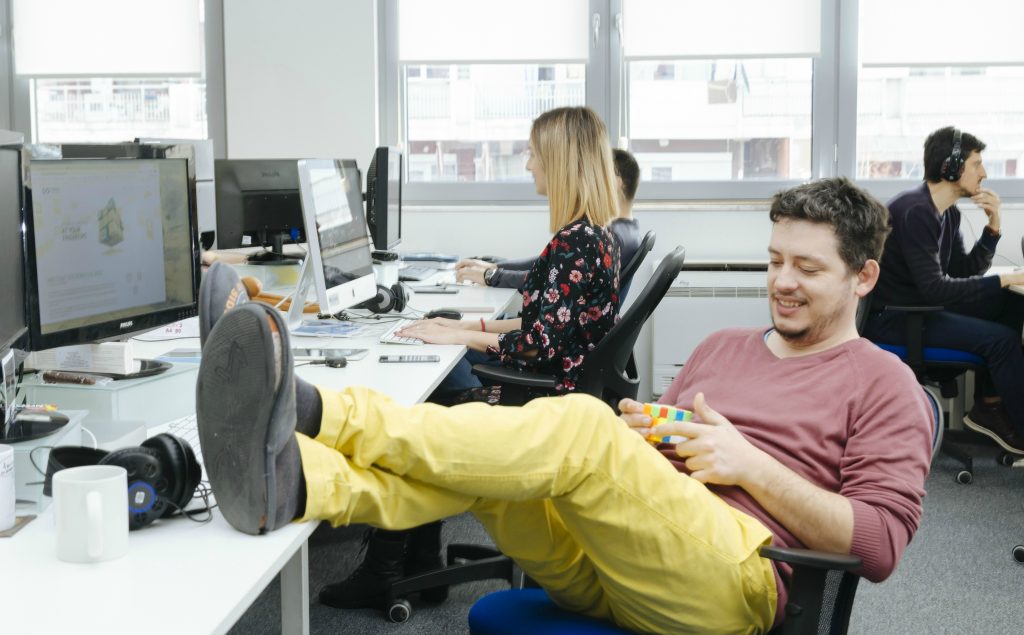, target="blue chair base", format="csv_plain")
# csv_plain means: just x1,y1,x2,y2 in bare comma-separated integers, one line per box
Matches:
469,589,631,635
